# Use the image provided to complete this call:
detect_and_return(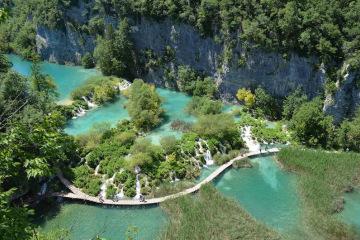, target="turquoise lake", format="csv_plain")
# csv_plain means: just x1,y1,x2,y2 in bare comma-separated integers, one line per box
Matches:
9,55,360,239
8,54,100,102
